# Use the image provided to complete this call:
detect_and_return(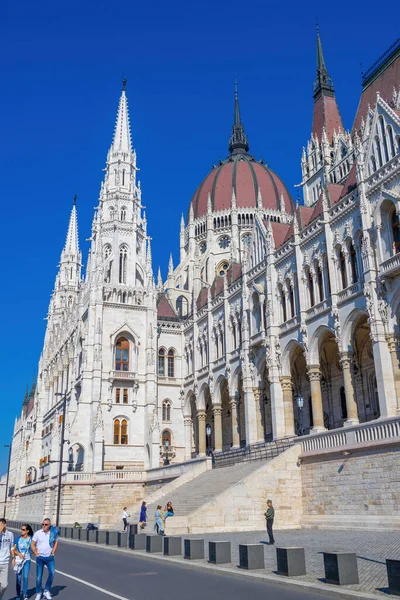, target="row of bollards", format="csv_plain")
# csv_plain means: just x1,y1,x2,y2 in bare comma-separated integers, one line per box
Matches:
6,521,400,593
